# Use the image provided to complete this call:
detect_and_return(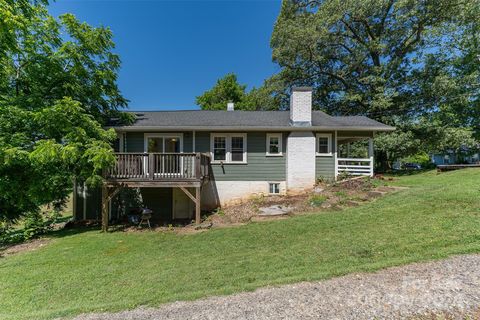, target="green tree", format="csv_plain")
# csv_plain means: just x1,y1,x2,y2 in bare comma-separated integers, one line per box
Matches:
270,0,479,121
0,2,127,222
269,0,480,165
196,73,278,110
196,73,246,110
